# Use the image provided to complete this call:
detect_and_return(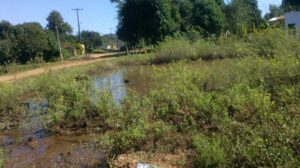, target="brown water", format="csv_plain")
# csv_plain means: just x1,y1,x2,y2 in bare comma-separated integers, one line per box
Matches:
0,130,105,167
0,97,106,168
0,65,153,168
93,66,153,103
